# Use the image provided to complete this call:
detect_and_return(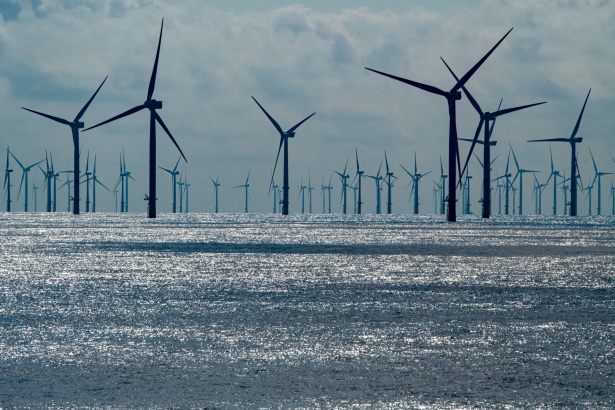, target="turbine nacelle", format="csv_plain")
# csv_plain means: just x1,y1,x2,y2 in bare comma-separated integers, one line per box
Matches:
146,99,163,110
75,121,85,129
284,131,296,138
